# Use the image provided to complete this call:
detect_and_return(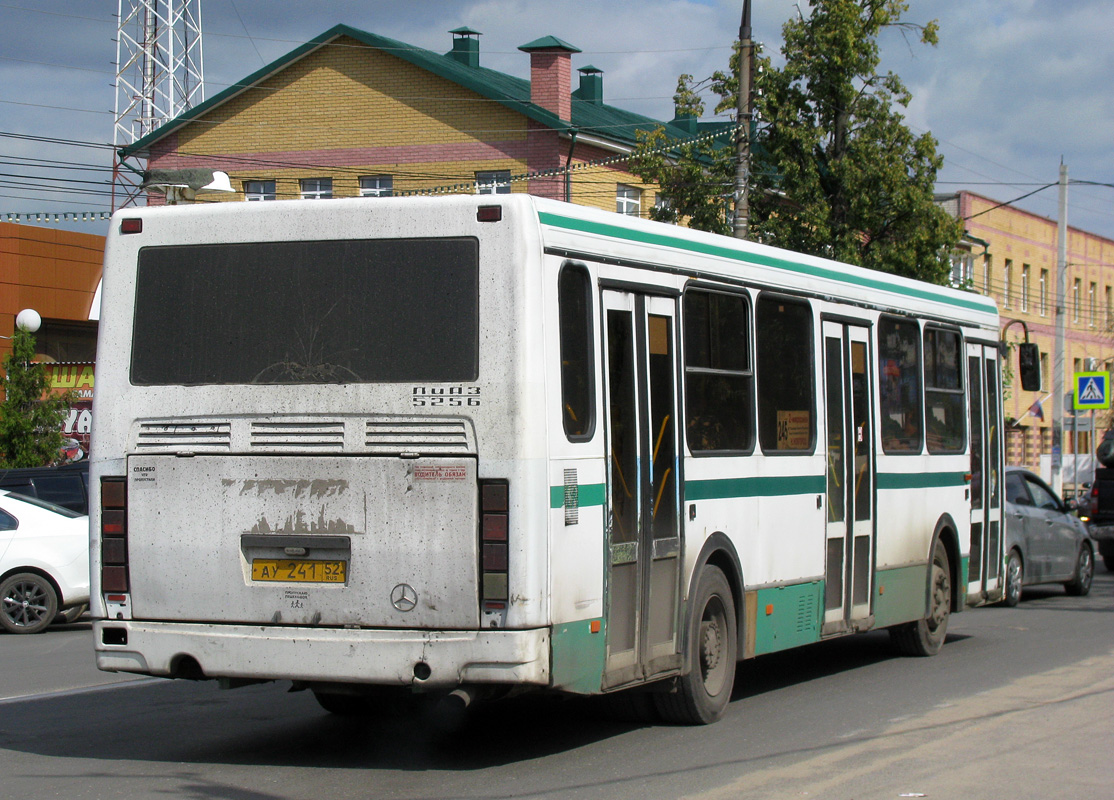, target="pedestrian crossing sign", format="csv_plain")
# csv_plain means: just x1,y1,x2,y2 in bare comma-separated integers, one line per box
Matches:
1074,372,1110,410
